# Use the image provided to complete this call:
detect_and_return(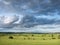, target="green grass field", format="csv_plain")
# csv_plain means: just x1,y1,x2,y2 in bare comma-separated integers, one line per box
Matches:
0,33,60,45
